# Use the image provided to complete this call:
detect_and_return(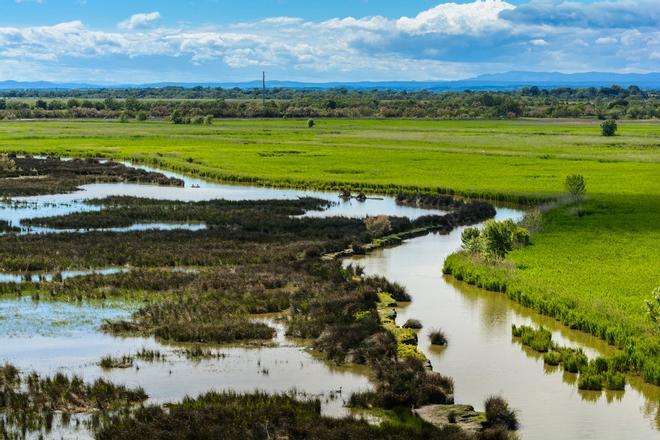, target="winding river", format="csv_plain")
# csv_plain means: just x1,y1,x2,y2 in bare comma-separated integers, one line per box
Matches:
0,163,657,439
